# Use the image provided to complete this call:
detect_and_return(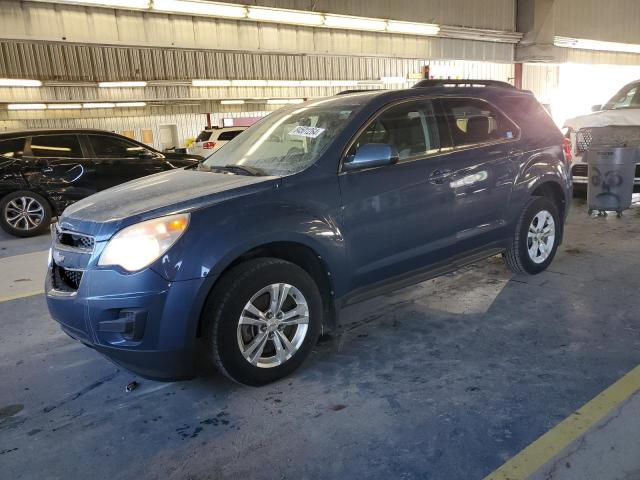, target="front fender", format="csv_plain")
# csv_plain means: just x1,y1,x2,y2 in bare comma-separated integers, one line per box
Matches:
152,198,346,288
